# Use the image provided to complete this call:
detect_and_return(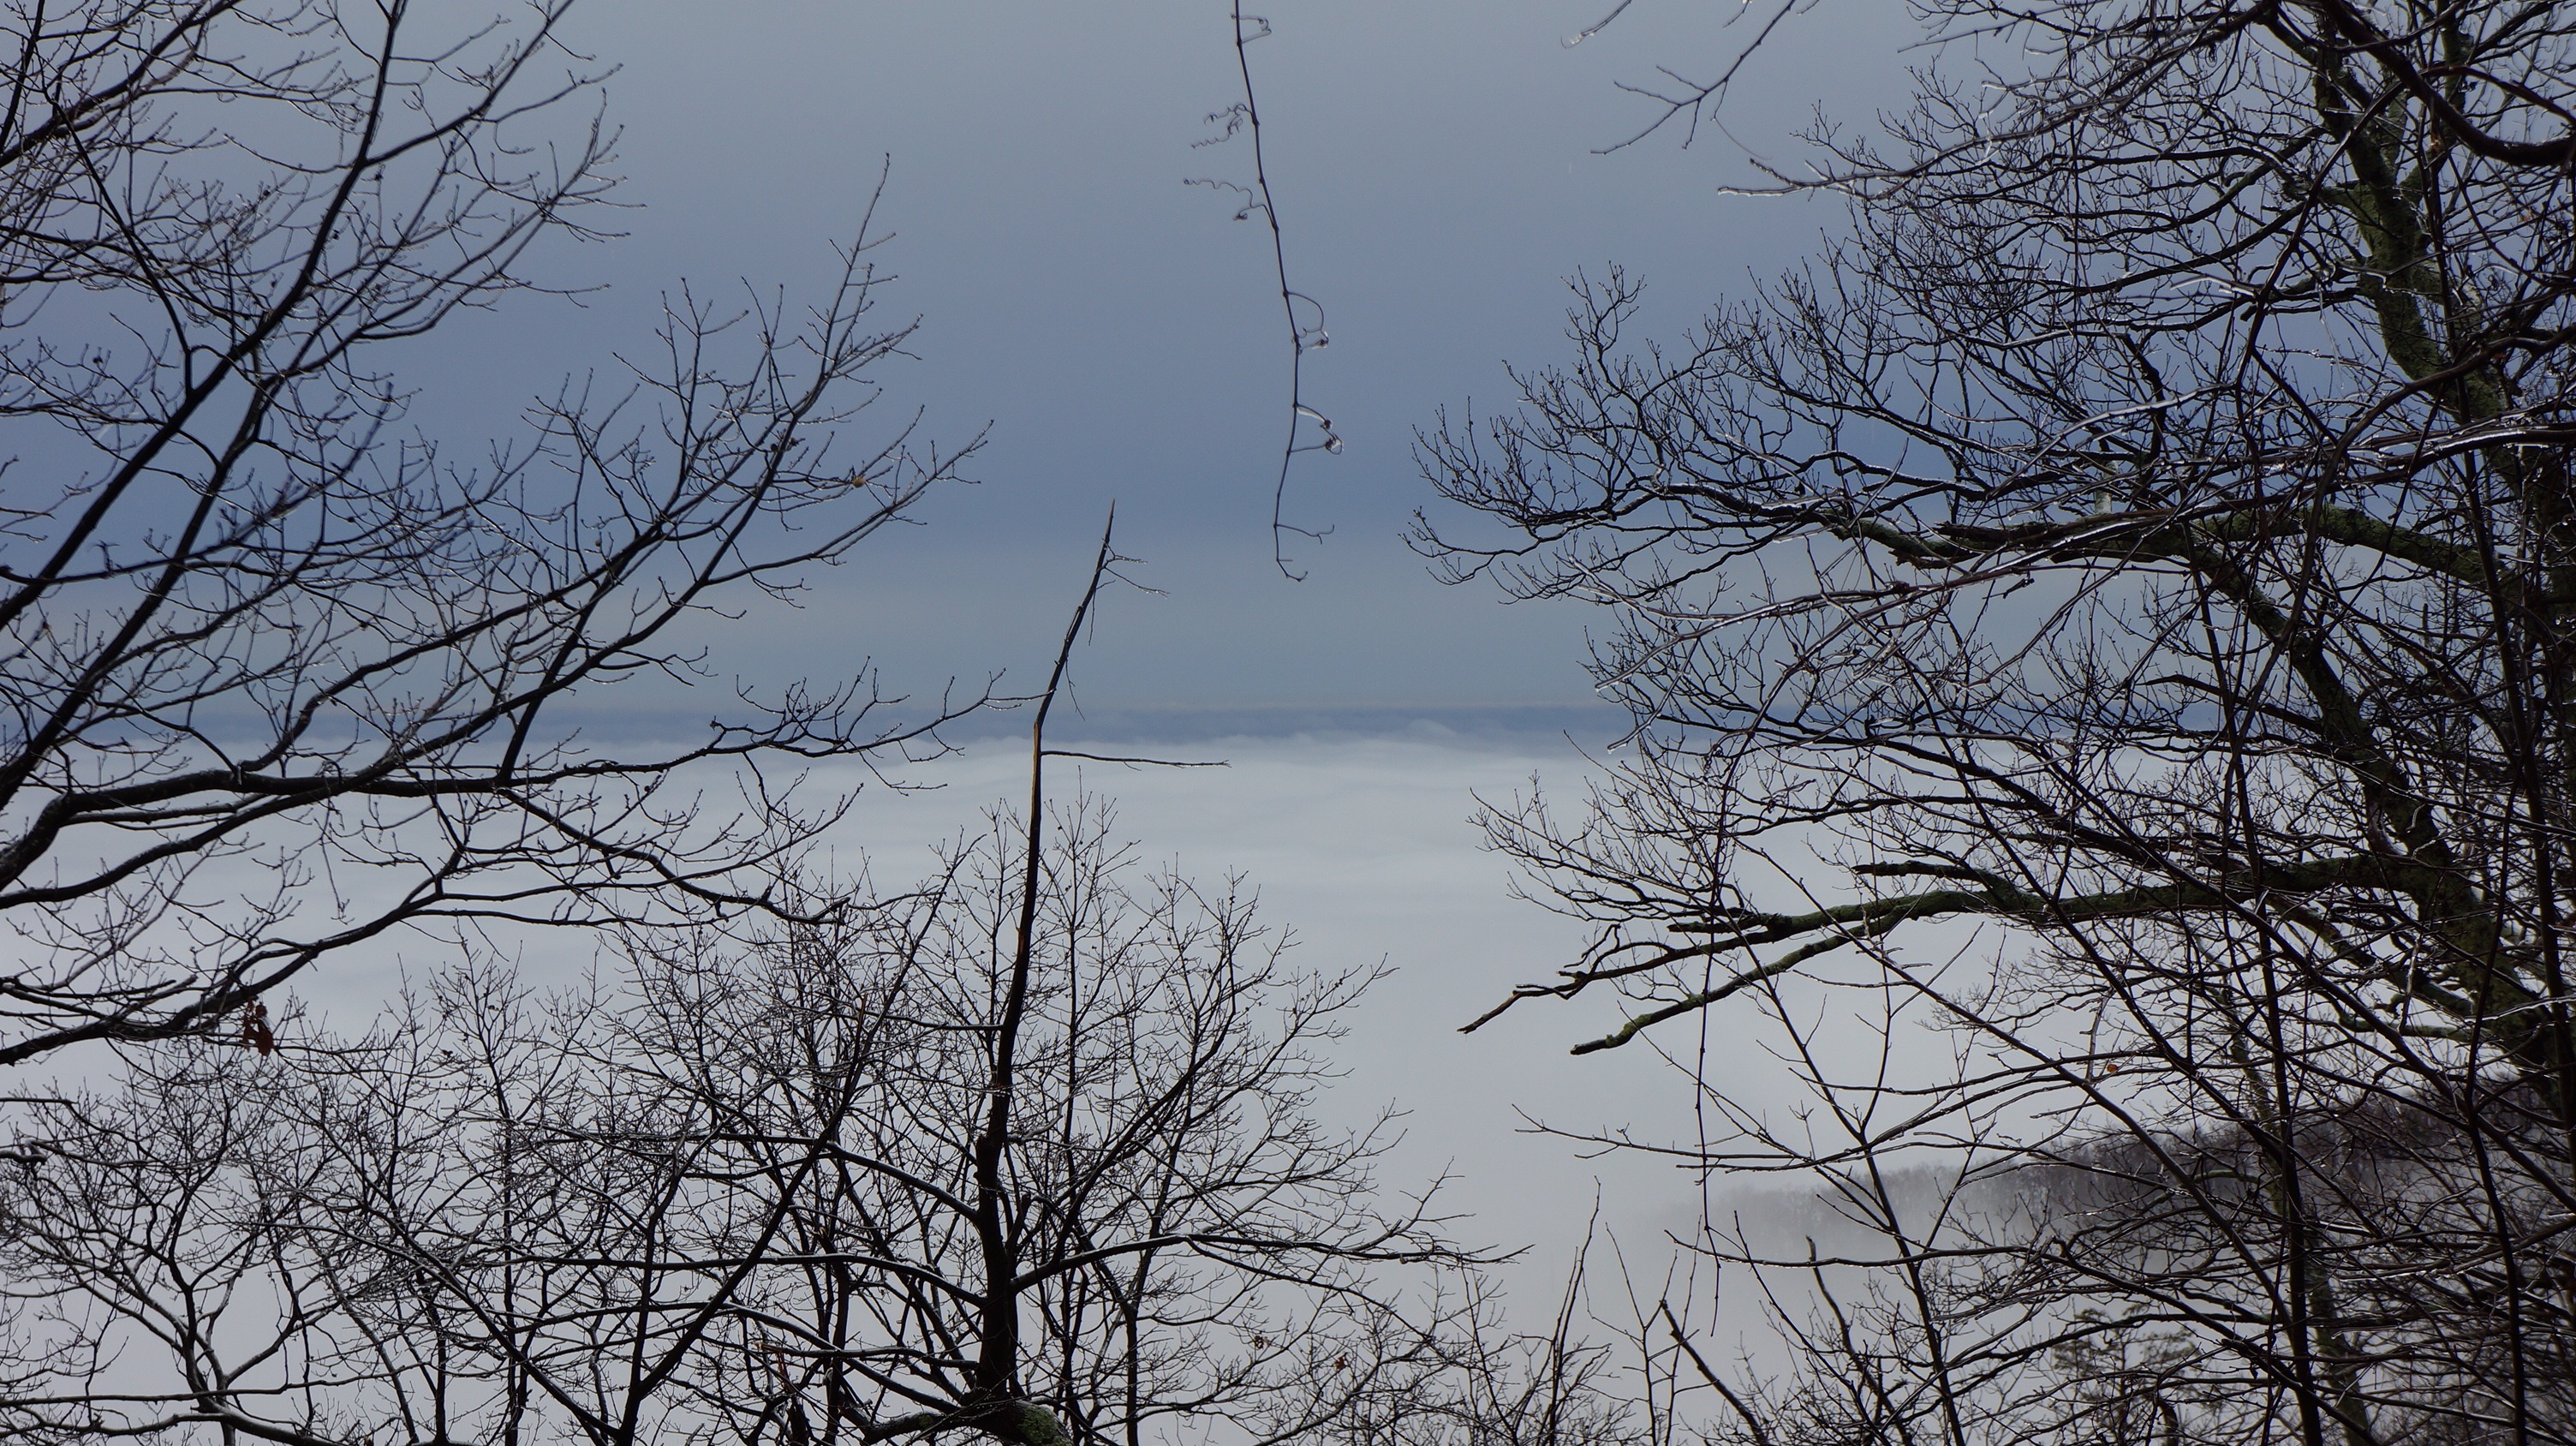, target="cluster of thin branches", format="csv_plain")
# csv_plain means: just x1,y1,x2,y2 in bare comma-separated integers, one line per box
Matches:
0,0,980,1068
0,793,1500,1446
1417,0,2576,1441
